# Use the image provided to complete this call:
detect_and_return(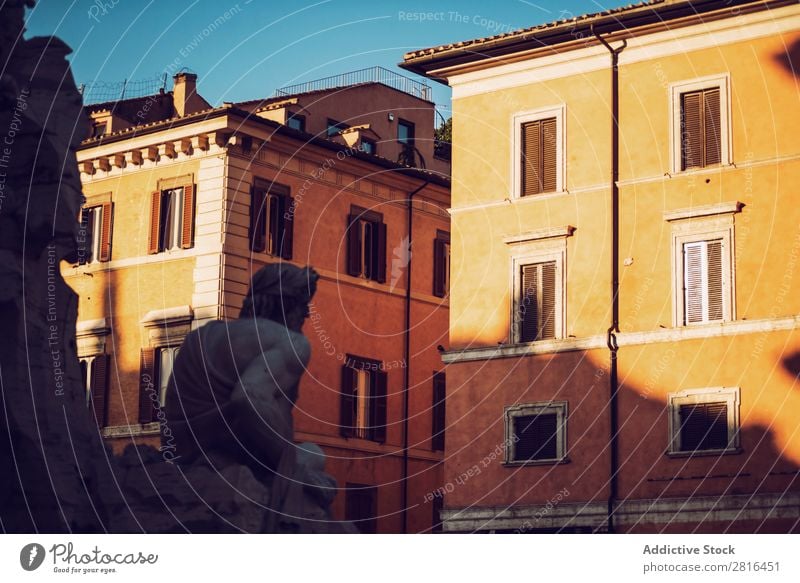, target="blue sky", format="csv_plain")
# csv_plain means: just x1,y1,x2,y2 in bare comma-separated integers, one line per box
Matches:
24,0,610,119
